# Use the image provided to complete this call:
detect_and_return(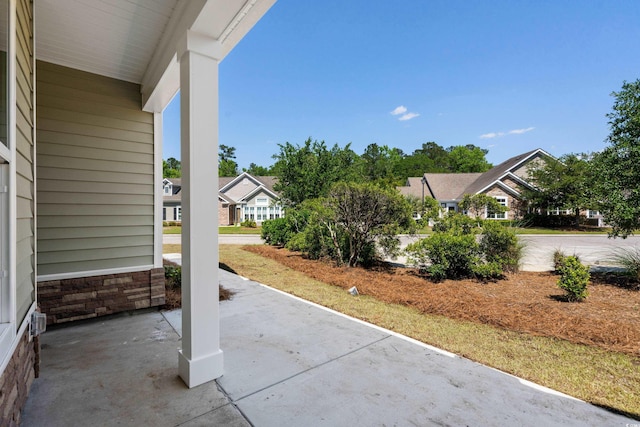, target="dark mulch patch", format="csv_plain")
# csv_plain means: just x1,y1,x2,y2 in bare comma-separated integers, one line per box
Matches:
244,245,640,357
